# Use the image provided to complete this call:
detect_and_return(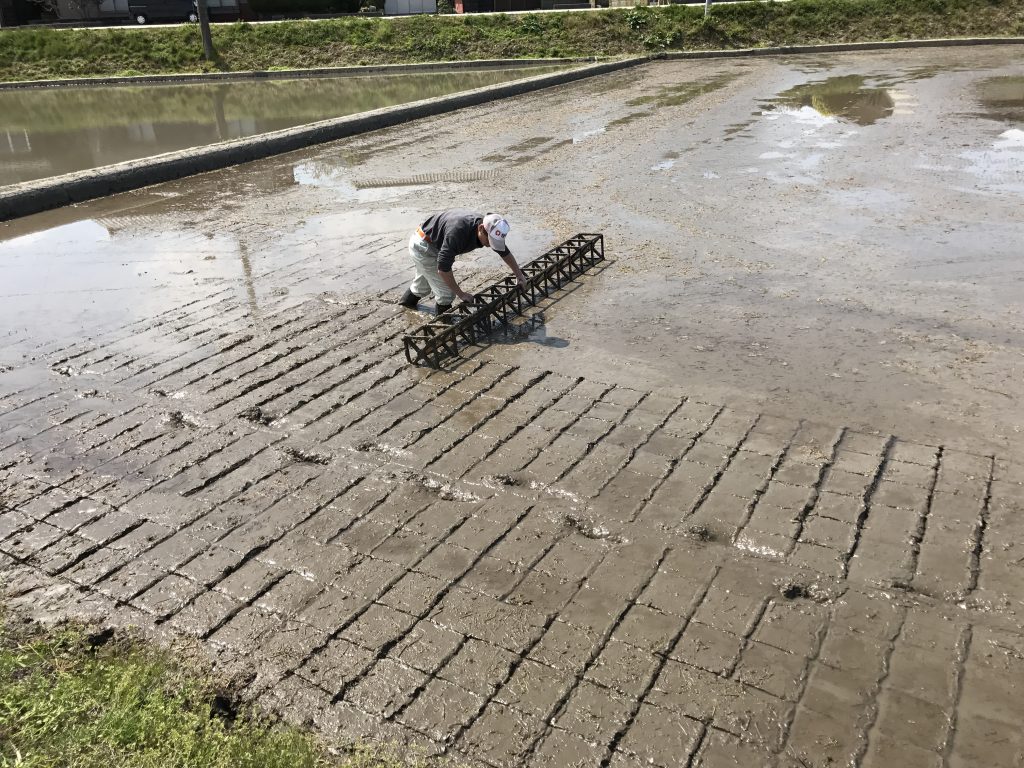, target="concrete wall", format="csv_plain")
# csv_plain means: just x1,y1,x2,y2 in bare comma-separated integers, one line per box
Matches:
384,0,435,14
